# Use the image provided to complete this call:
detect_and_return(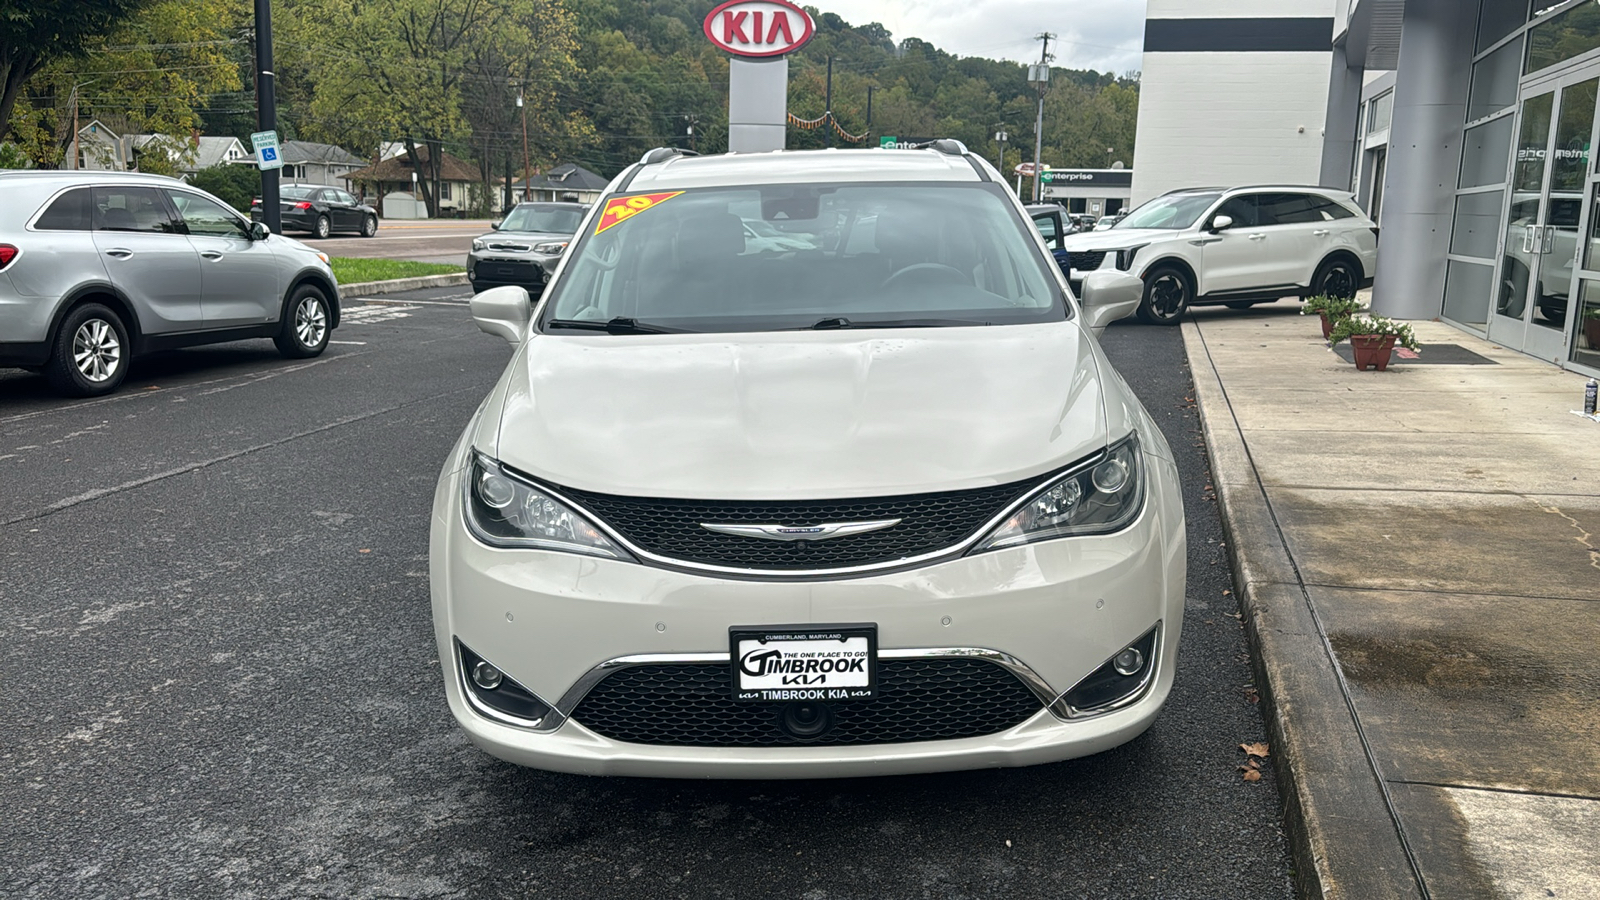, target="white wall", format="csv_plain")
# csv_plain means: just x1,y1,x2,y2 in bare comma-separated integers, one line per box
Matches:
1132,0,1337,204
